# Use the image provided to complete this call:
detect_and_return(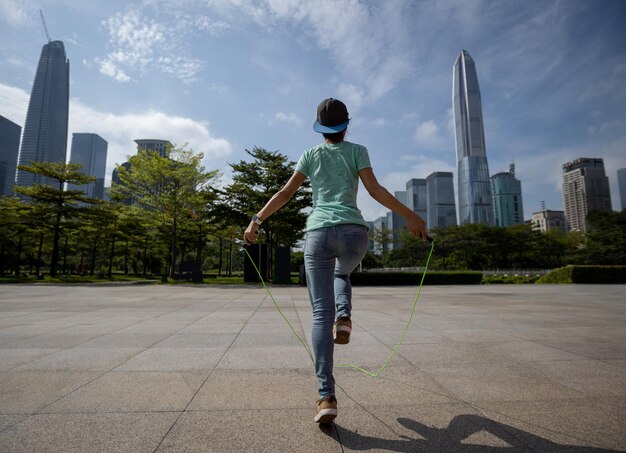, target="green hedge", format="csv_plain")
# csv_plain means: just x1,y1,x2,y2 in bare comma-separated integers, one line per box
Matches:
536,265,626,284
350,271,483,286
482,275,540,284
